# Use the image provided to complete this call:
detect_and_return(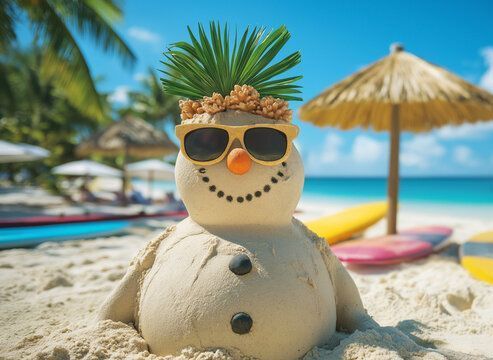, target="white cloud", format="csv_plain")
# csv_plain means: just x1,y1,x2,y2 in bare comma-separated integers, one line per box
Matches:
319,133,343,164
305,133,343,175
436,122,493,140
305,133,390,176
351,135,385,163
401,134,445,168
480,47,493,92
127,27,161,43
108,85,130,104
133,72,148,82
453,145,476,166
